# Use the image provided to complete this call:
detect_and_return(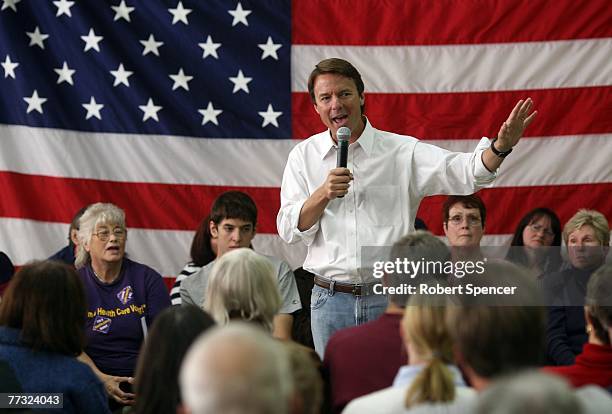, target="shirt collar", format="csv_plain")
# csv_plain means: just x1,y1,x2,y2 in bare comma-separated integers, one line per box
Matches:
316,117,376,161
392,364,466,388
